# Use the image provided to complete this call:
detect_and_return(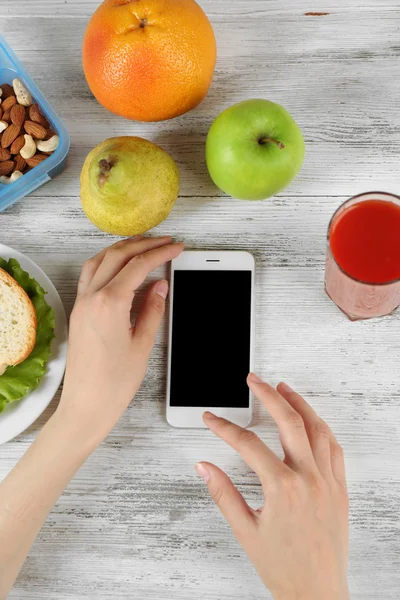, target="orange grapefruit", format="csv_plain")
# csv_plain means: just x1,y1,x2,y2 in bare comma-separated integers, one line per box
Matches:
82,0,217,122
